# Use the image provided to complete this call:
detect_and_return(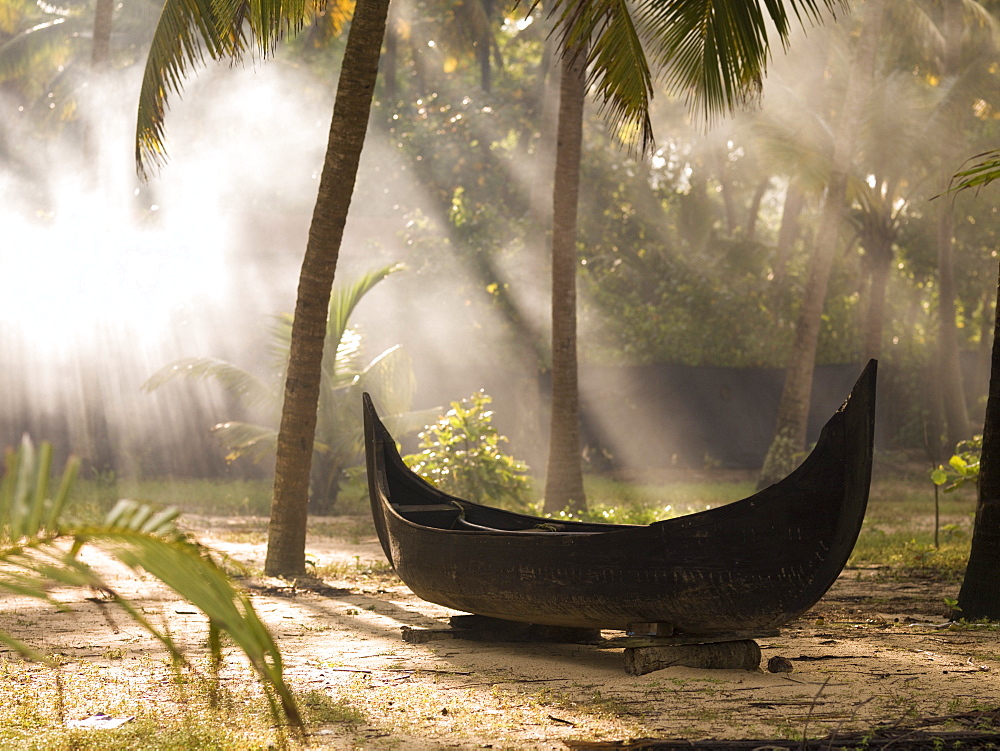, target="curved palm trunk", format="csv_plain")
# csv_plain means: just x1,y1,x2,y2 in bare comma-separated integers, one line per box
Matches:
758,4,883,489
958,262,1000,618
543,47,587,514
264,0,390,577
